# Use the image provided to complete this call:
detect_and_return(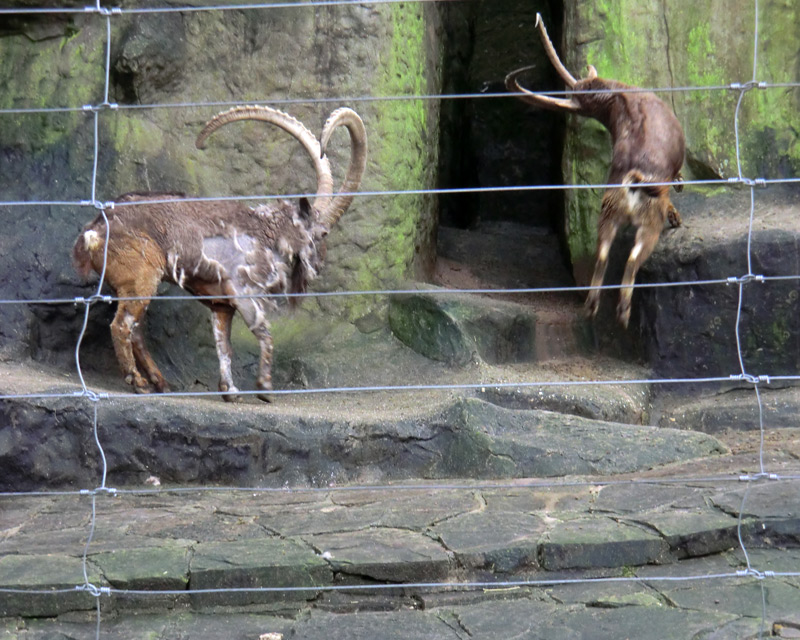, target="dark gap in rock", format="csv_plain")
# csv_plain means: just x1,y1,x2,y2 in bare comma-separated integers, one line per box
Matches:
434,0,577,303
